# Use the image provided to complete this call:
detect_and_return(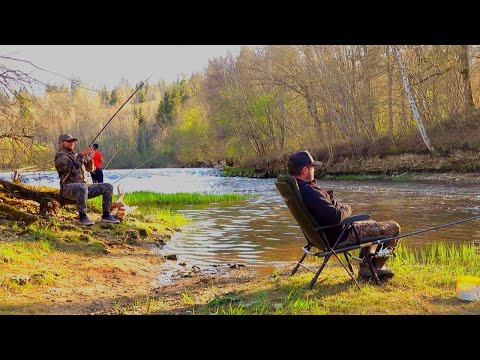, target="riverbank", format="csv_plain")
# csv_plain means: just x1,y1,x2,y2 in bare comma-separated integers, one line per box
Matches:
2,217,479,314
221,150,480,183
1,181,480,315
95,242,480,315
0,187,253,315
